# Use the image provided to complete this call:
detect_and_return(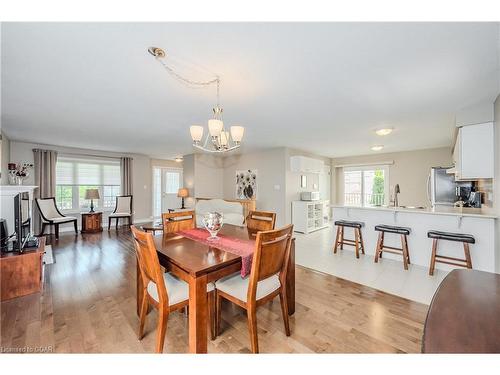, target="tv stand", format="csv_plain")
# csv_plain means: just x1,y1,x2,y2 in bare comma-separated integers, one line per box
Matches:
0,236,45,301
